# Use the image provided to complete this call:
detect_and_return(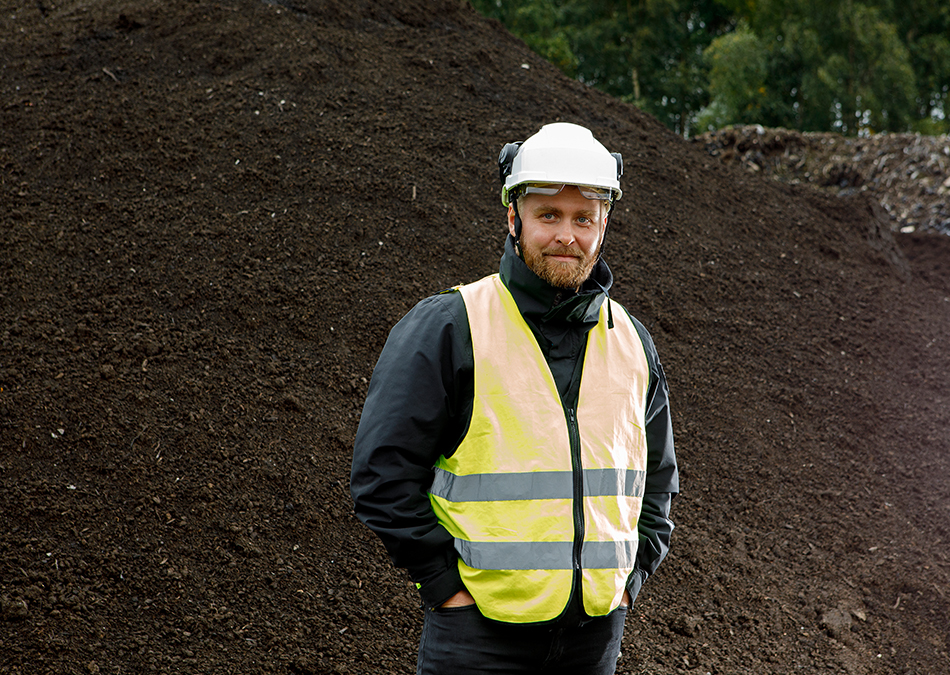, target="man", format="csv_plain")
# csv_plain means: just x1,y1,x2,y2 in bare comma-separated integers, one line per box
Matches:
351,122,678,674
